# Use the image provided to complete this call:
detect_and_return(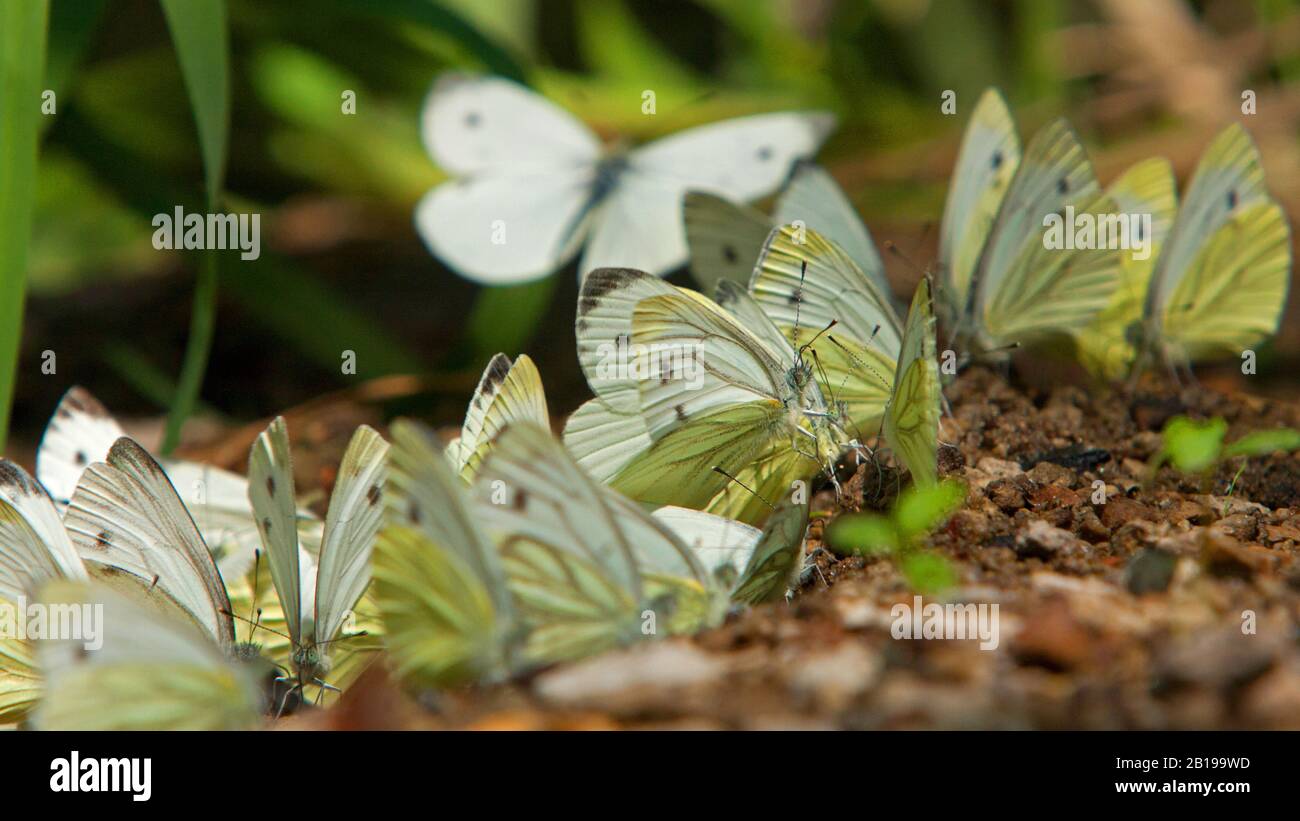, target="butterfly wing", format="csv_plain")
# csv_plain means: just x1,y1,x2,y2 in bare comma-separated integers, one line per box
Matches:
35,386,126,508
0,461,87,602
751,224,903,433
971,119,1120,349
731,492,810,605
474,423,714,664
247,417,305,647
561,397,653,483
33,581,262,730
938,88,1020,328
683,191,771,291
1148,124,1290,364
1076,158,1177,379
64,438,235,650
416,74,602,284
372,525,505,686
1160,199,1291,362
773,163,891,300
313,425,388,648
883,279,942,487
581,112,835,277
453,353,550,482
